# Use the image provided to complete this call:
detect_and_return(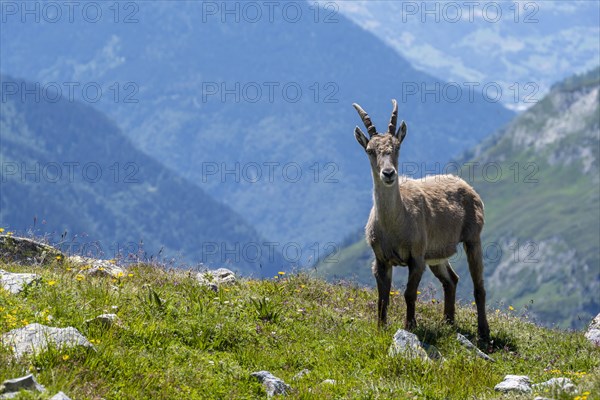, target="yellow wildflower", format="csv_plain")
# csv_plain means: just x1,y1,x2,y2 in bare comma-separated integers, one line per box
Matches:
278,271,285,276
75,274,85,281
62,355,69,361
509,305,515,311
0,228,4,233
47,280,57,286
